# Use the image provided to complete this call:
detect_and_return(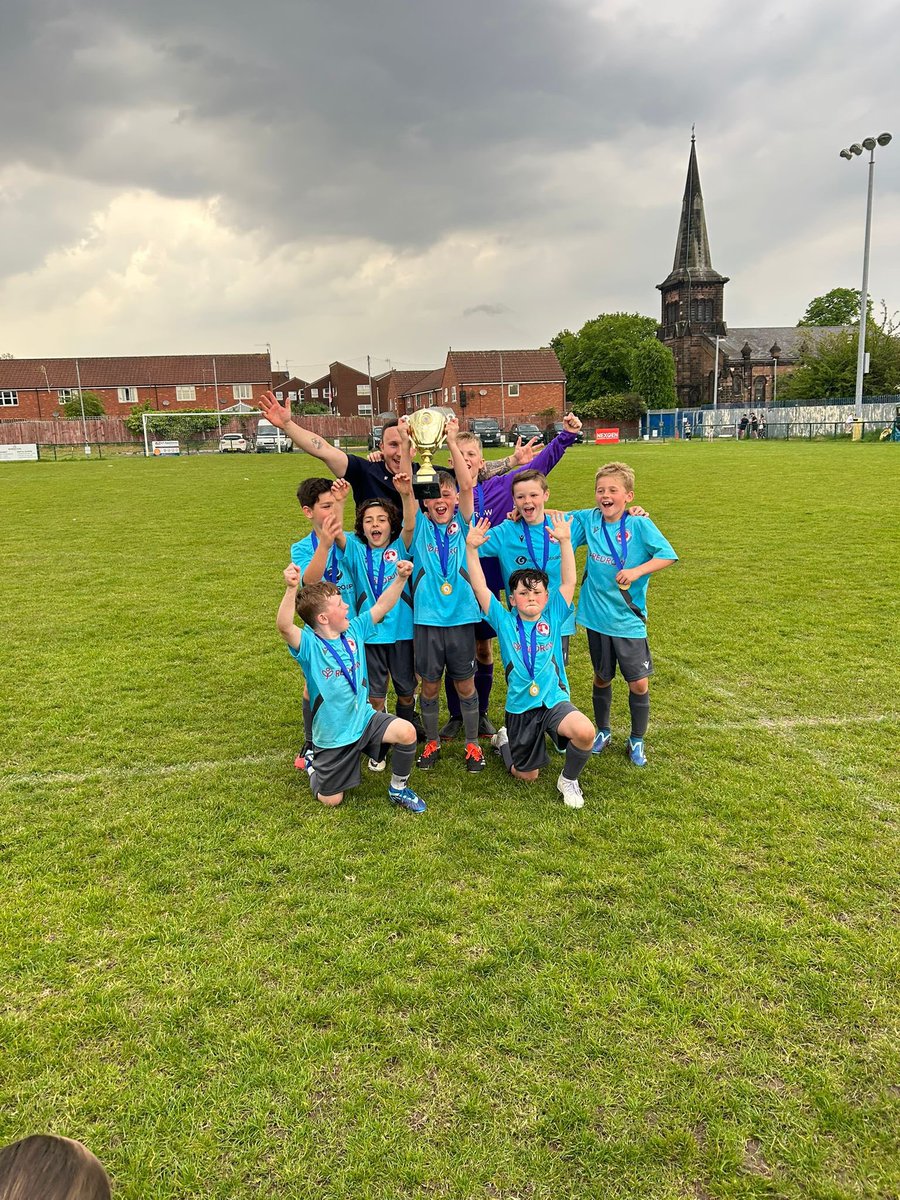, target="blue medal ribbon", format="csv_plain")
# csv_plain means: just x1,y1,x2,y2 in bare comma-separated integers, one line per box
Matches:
521,517,550,572
315,633,358,695
474,483,486,521
310,532,340,583
431,520,451,580
364,545,387,599
515,614,538,687
600,514,629,572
